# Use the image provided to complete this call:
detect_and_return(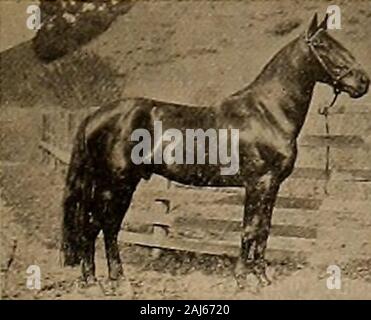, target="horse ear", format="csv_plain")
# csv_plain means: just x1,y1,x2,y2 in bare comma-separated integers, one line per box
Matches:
318,13,329,30
307,13,318,38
